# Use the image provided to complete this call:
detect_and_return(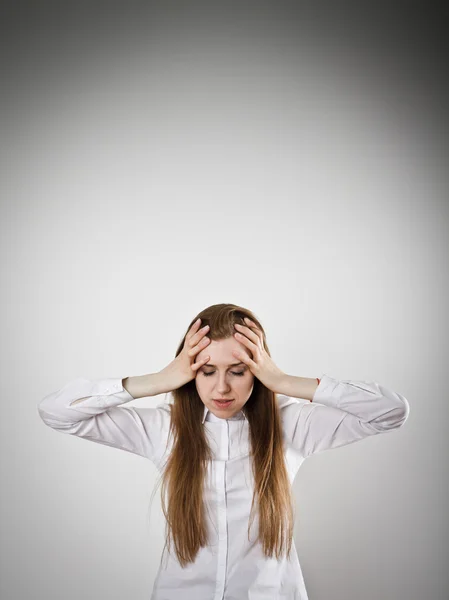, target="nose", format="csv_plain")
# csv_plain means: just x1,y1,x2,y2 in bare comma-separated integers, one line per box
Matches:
216,373,232,394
